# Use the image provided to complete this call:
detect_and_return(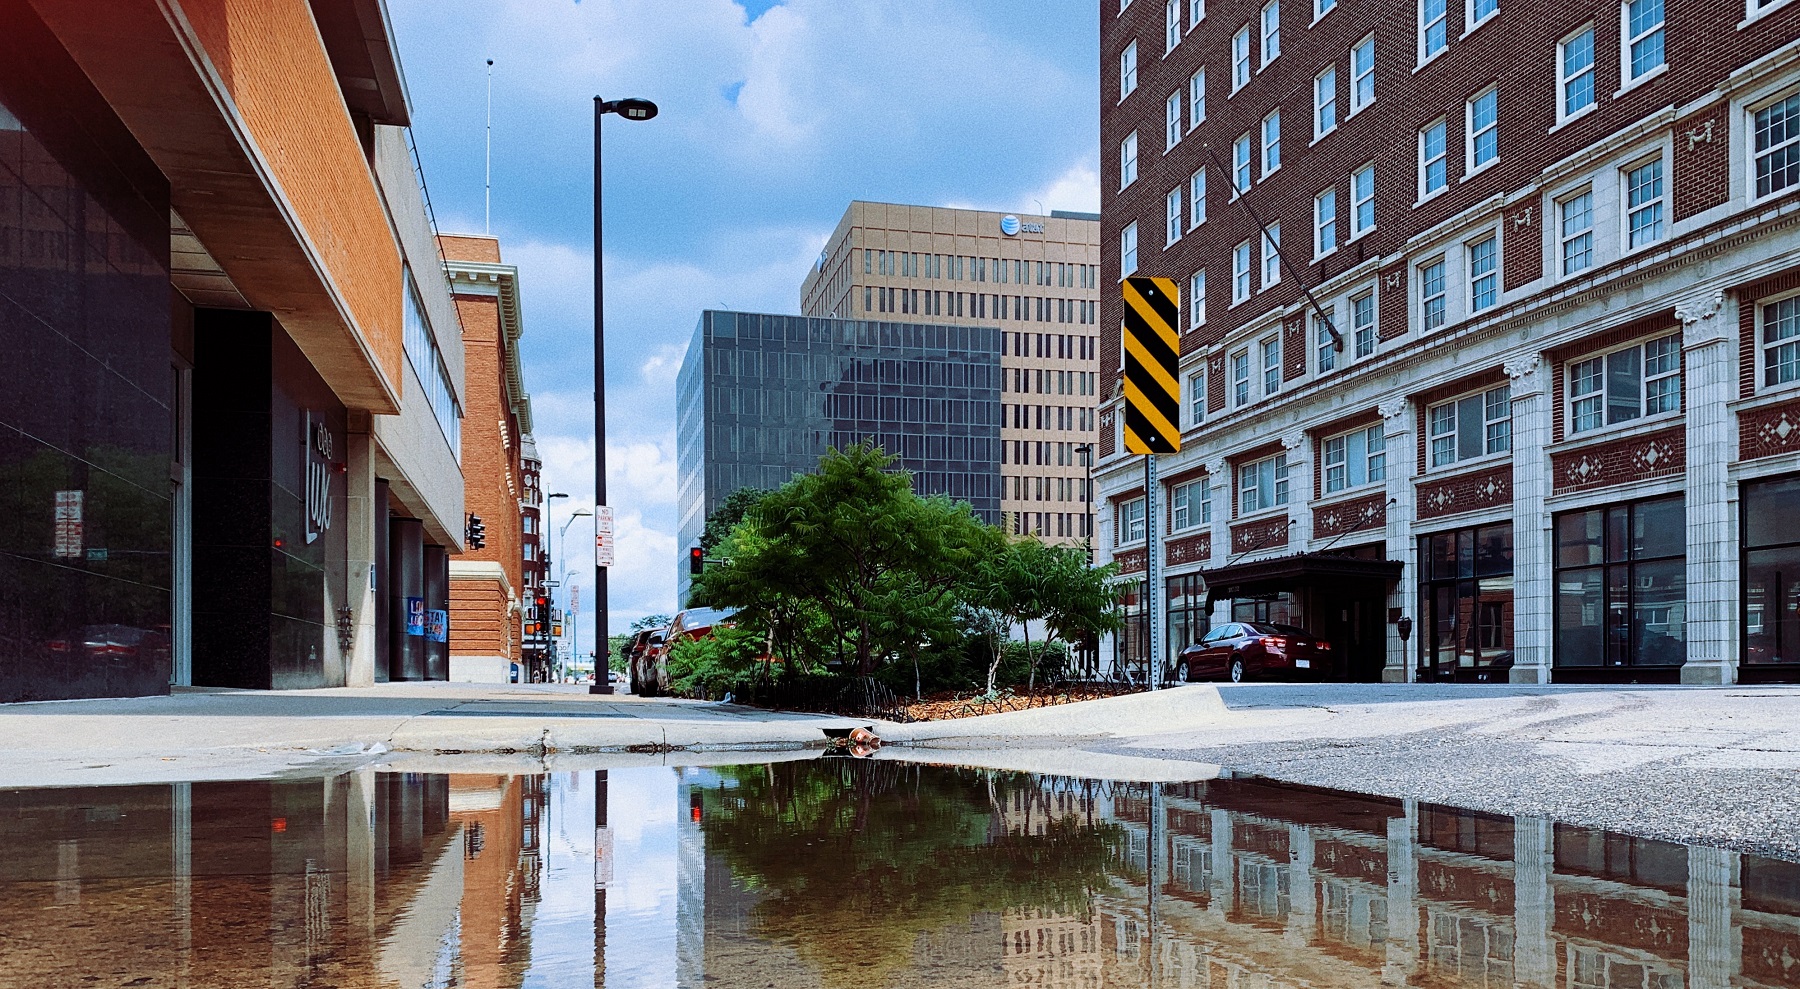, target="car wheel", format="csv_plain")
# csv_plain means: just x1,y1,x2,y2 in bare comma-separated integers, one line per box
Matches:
1227,657,1246,683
